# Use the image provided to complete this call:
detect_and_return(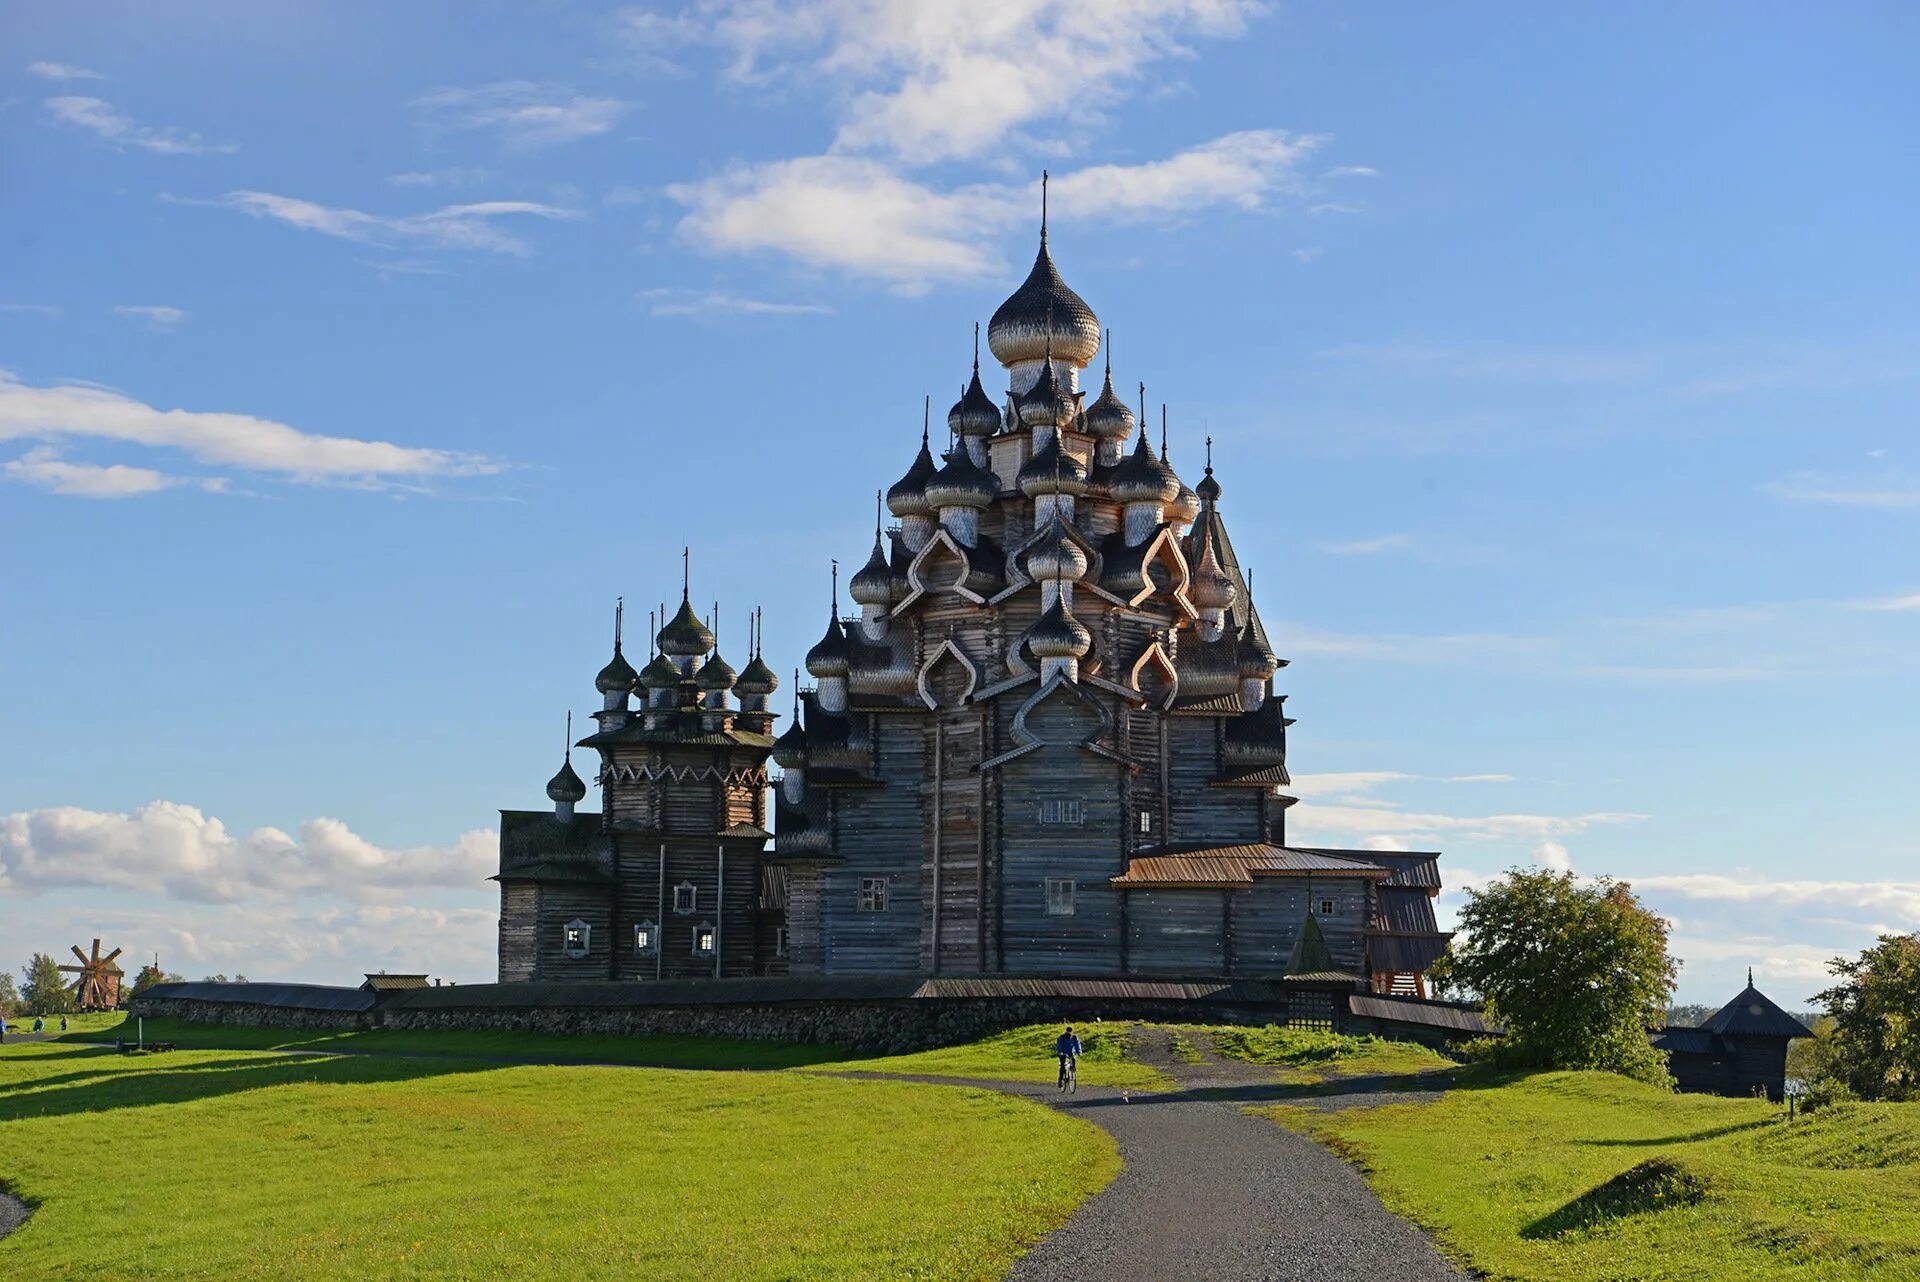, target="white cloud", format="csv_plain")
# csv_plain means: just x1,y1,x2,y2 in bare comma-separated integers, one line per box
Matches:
670,132,1318,290
410,80,630,148
1318,533,1412,557
1323,164,1376,178
194,190,579,257
45,95,234,155
1851,592,1920,612
113,304,186,328
27,61,105,81
1532,840,1573,872
387,166,492,189
1632,872,1920,925
3,446,221,499
0,369,499,490
0,801,494,906
0,302,60,315
641,288,832,318
1762,471,1920,510
1292,245,1323,263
